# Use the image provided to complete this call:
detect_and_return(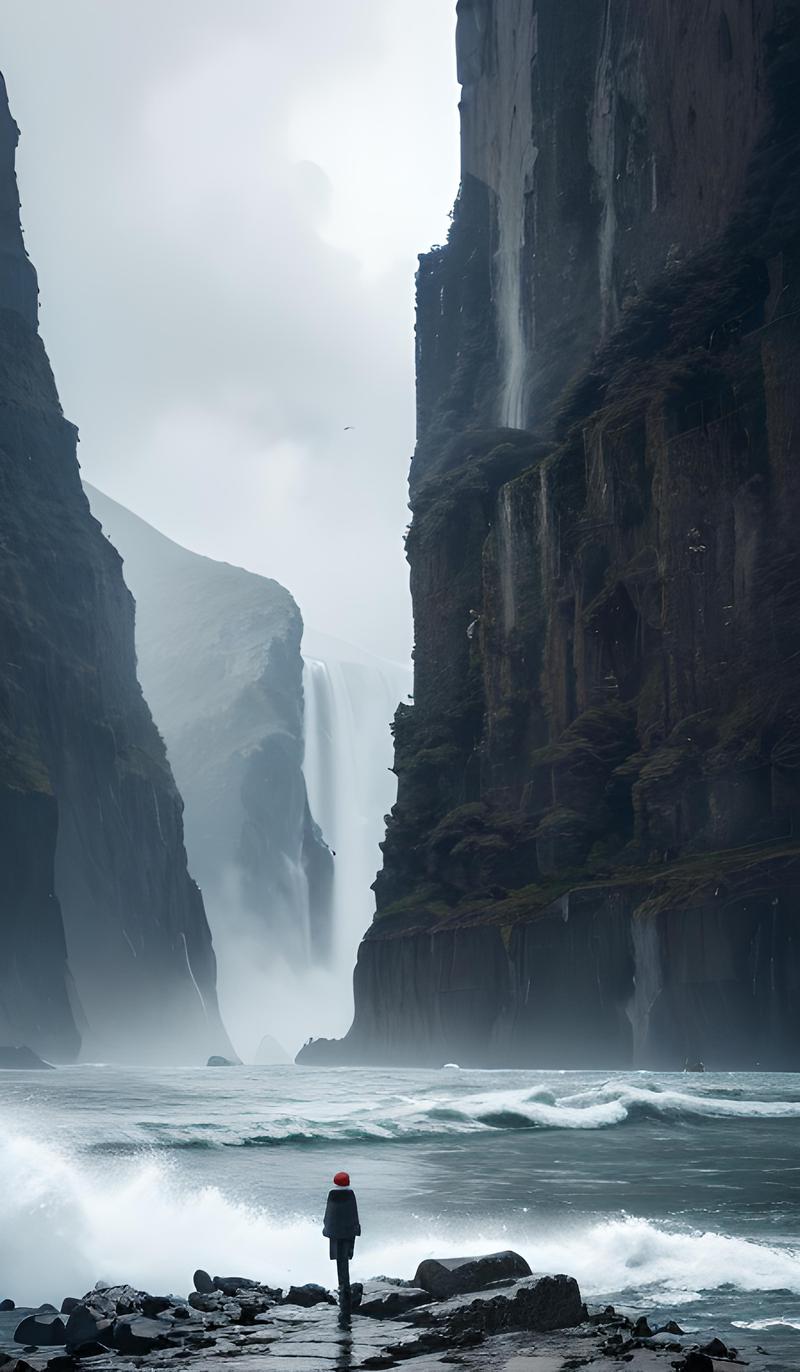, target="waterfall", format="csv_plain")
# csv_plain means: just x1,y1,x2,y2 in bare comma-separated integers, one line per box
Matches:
302,630,411,982
493,1,538,429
